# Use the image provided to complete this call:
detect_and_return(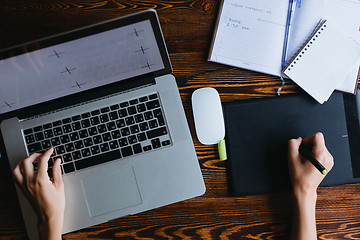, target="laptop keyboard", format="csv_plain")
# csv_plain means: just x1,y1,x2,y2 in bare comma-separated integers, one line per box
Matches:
23,93,172,177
